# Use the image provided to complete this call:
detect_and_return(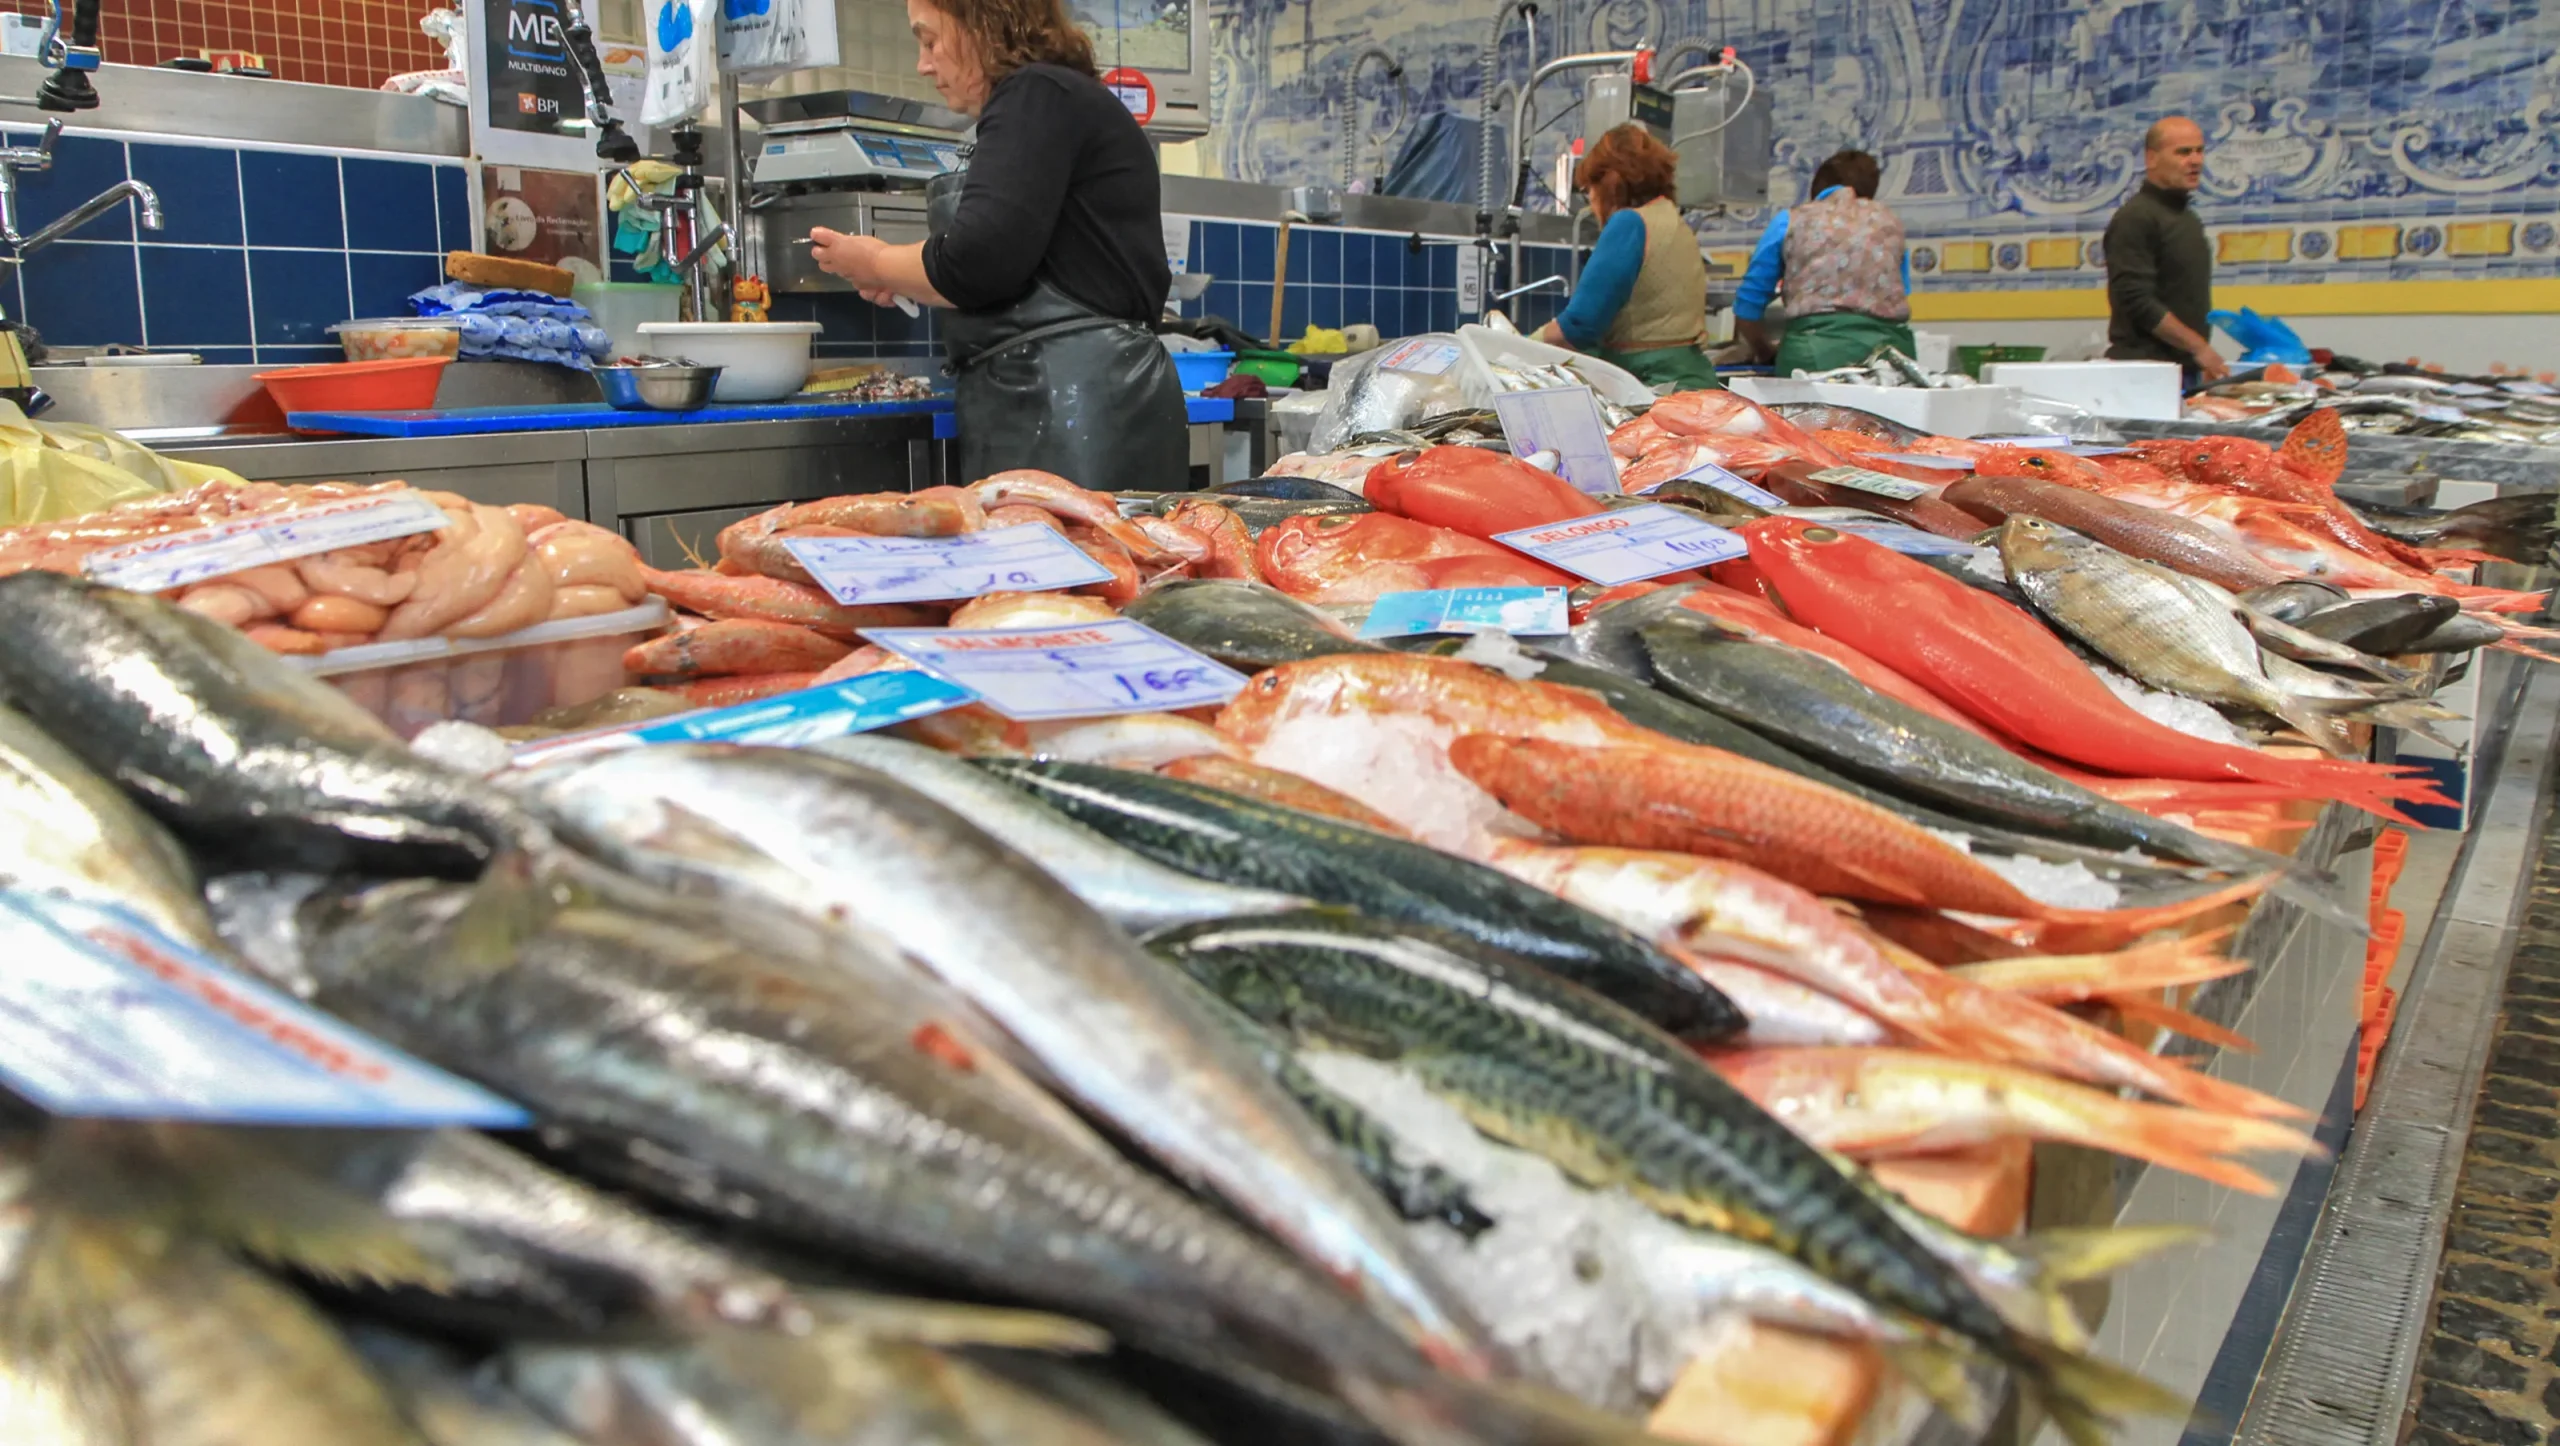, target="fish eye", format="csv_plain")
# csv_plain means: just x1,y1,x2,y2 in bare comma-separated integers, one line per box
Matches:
1804,527,1840,542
